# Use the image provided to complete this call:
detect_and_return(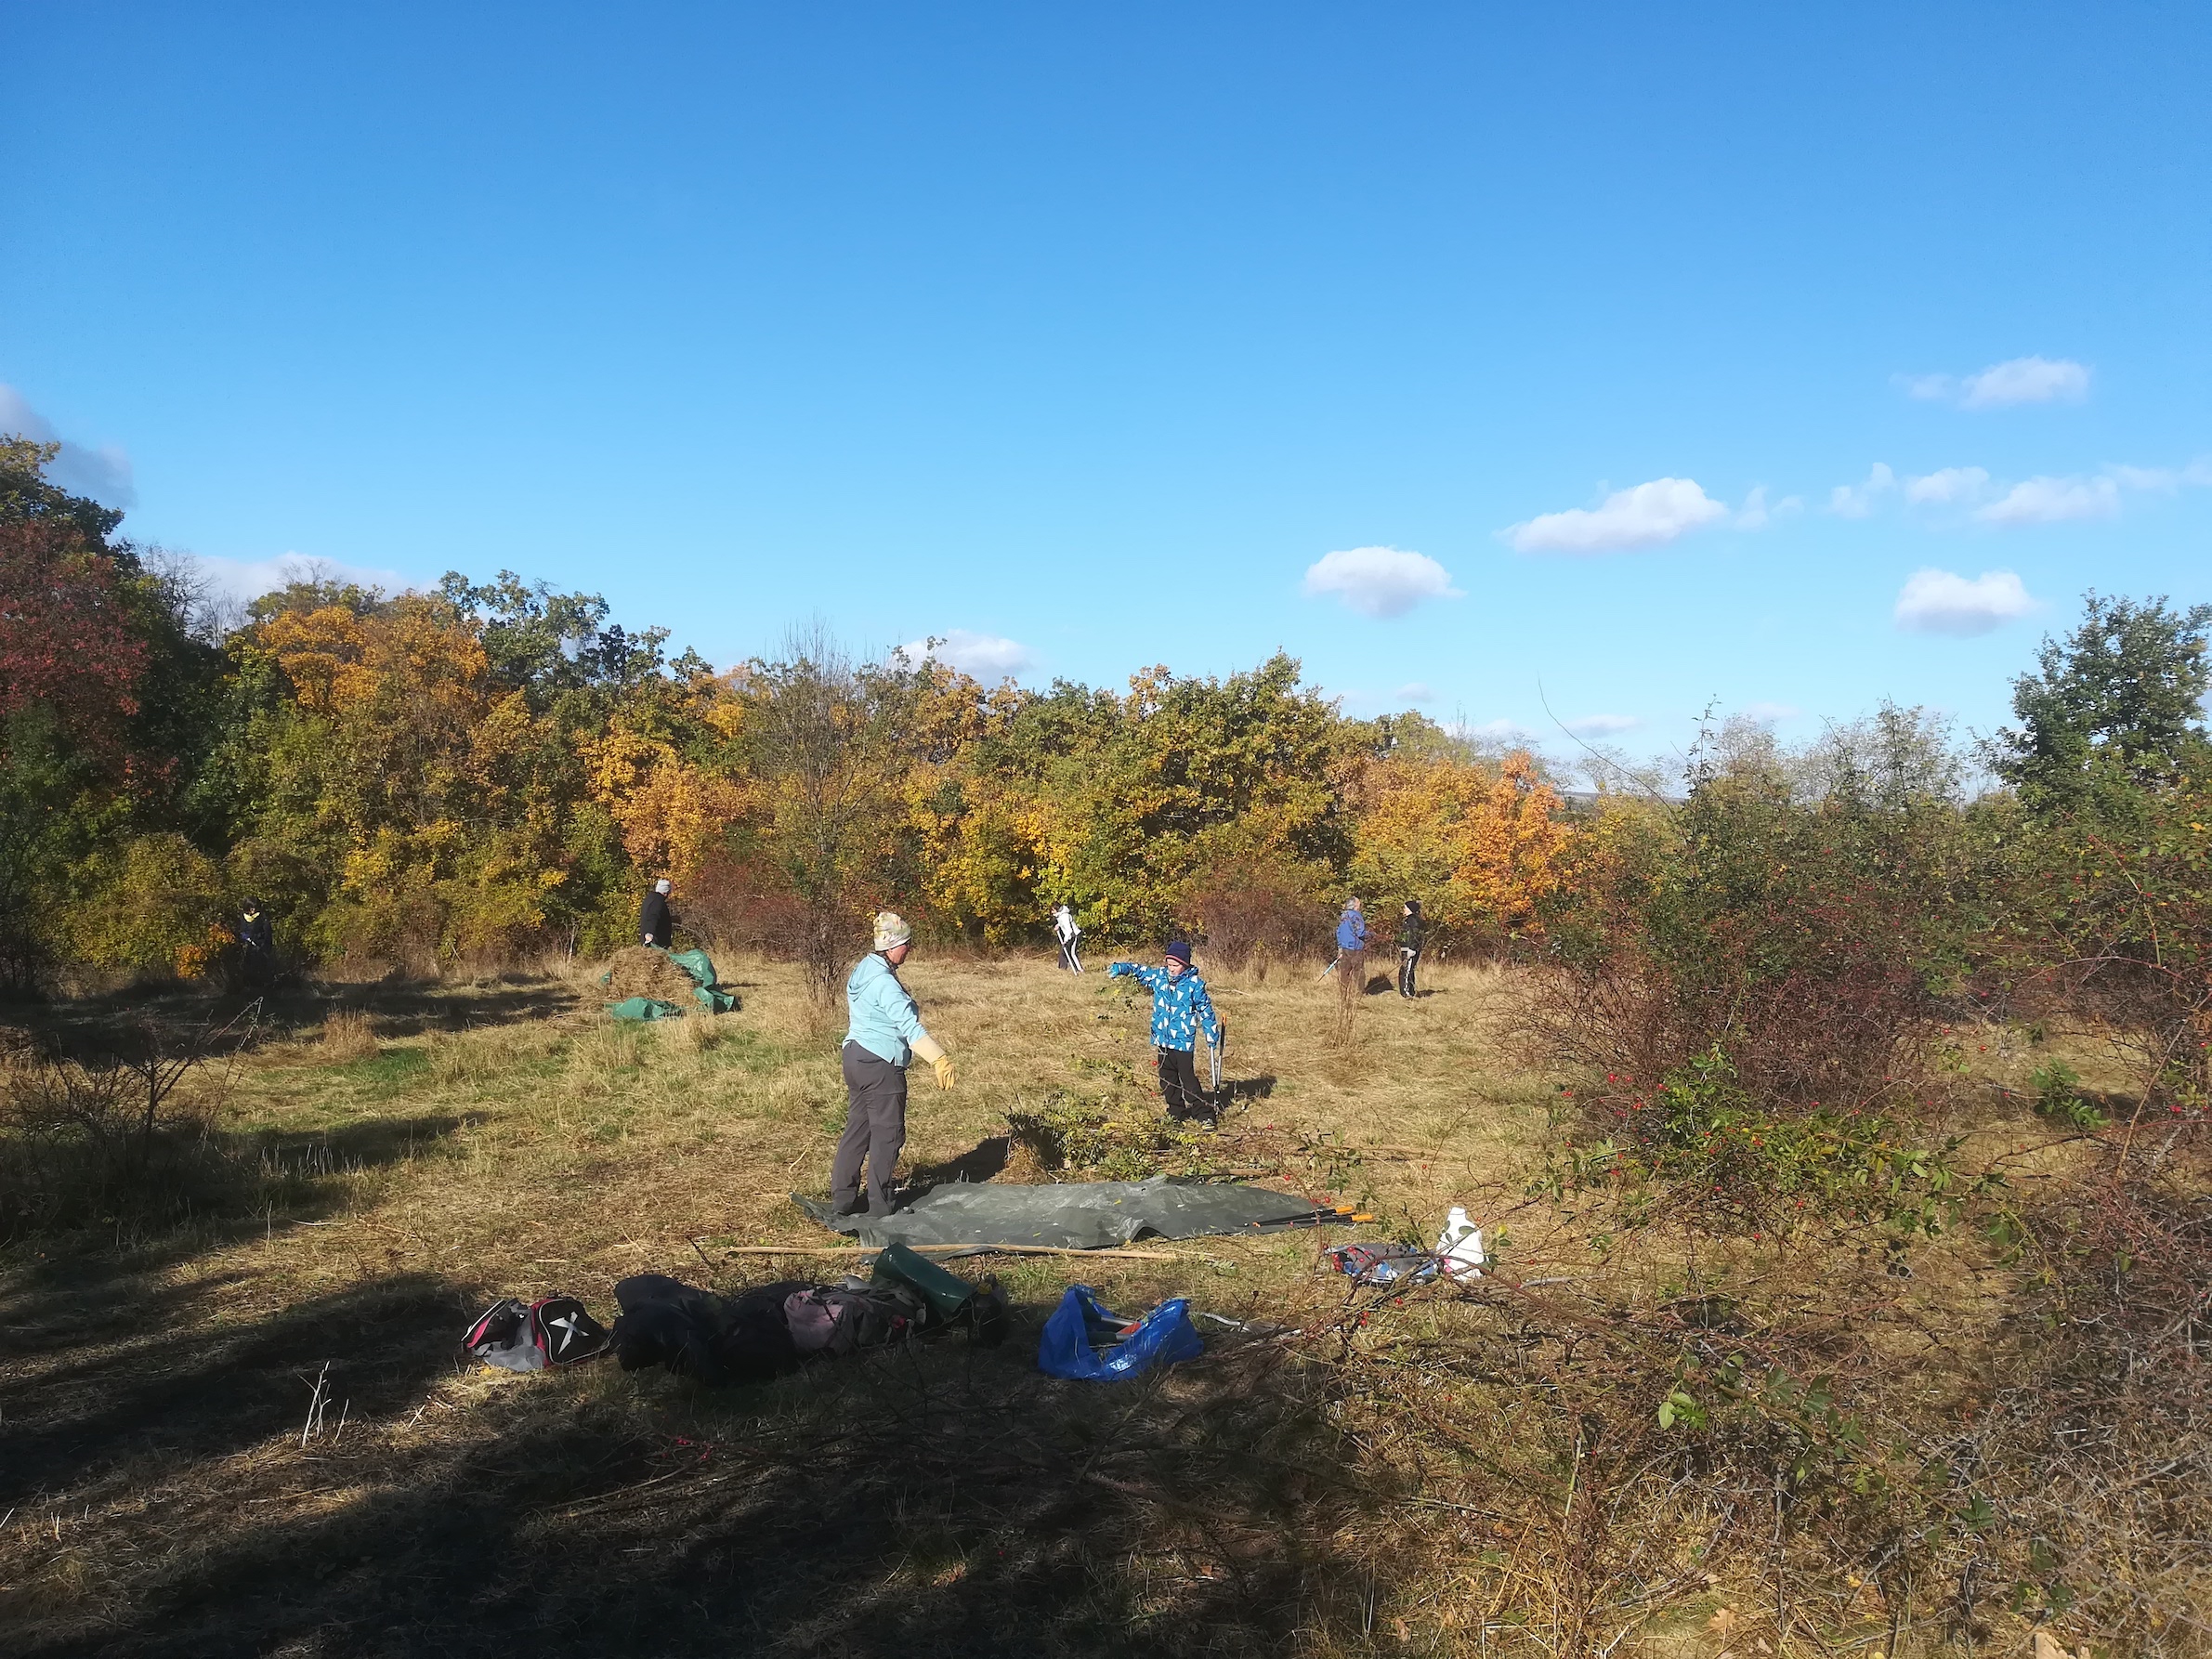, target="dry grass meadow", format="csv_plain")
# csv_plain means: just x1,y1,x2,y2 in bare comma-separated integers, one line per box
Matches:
0,952,2171,1657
